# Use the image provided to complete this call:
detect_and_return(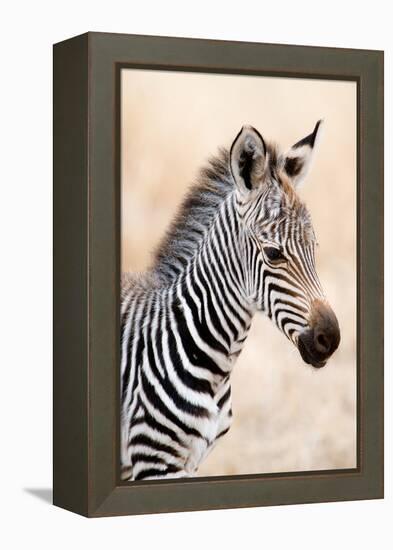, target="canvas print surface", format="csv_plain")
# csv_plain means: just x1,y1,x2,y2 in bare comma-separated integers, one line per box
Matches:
120,69,357,481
